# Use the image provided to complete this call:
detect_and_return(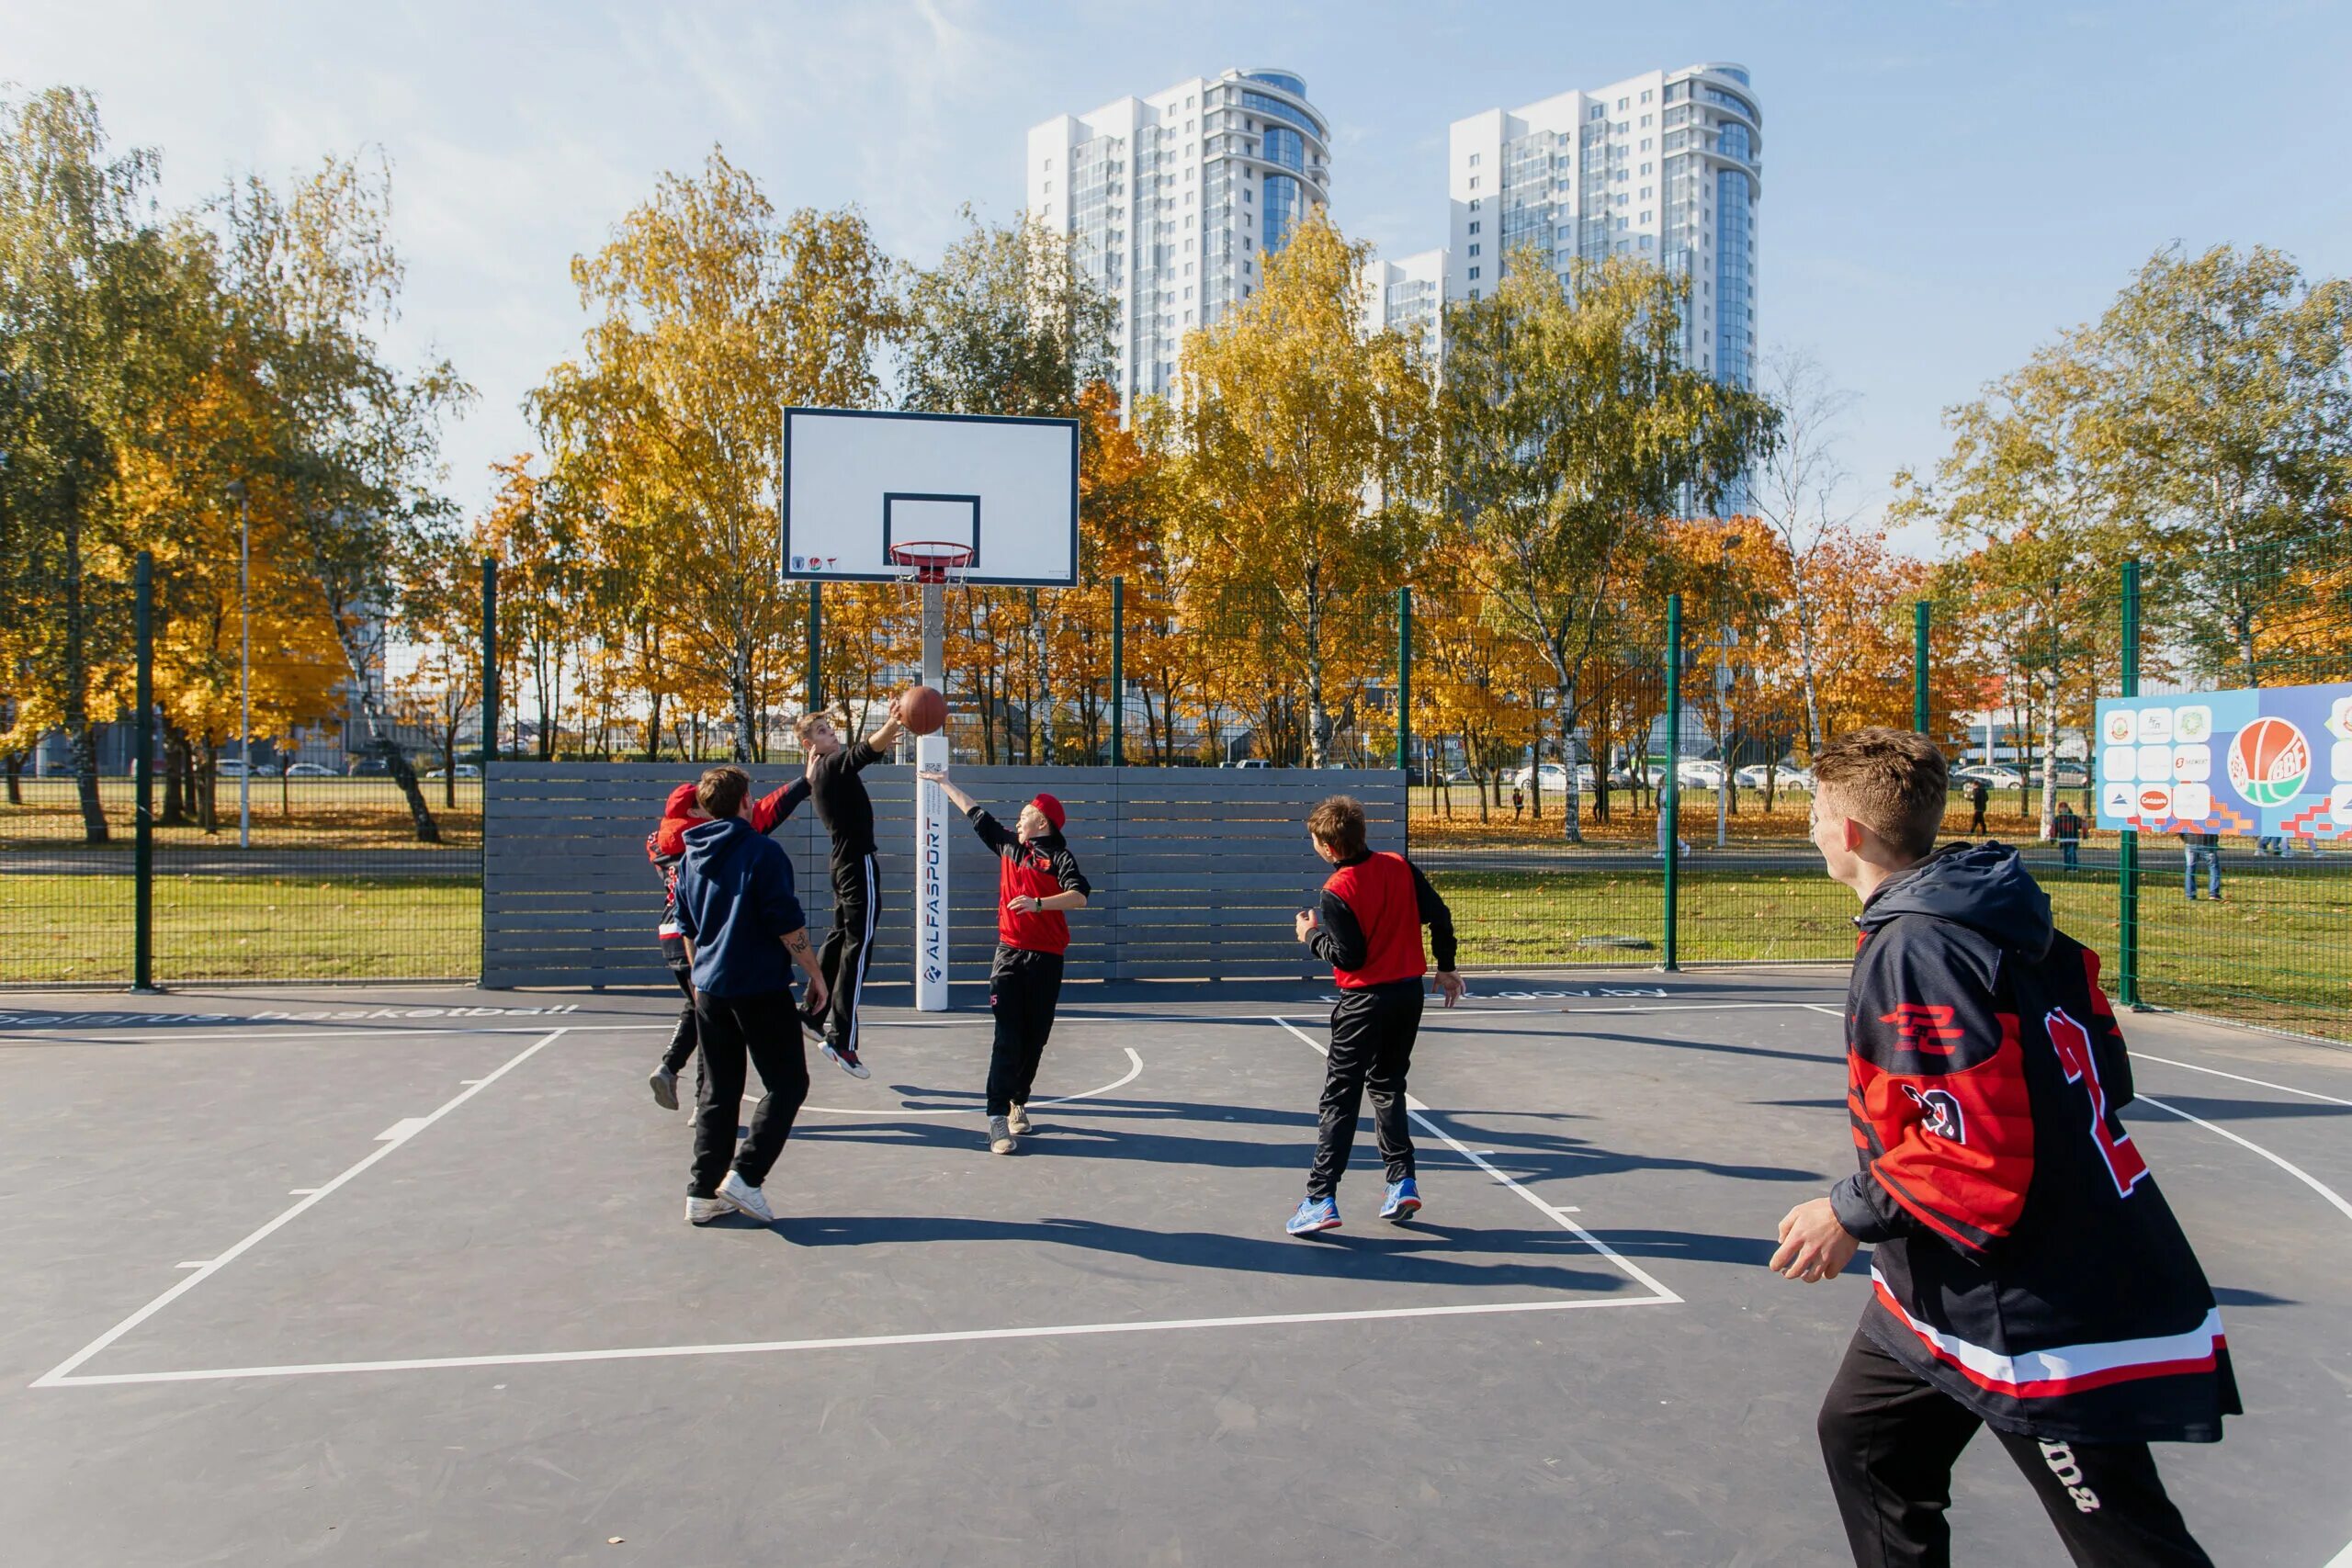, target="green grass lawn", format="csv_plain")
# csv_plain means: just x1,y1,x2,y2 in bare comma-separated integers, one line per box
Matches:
0,874,479,986
1429,857,2351,1043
